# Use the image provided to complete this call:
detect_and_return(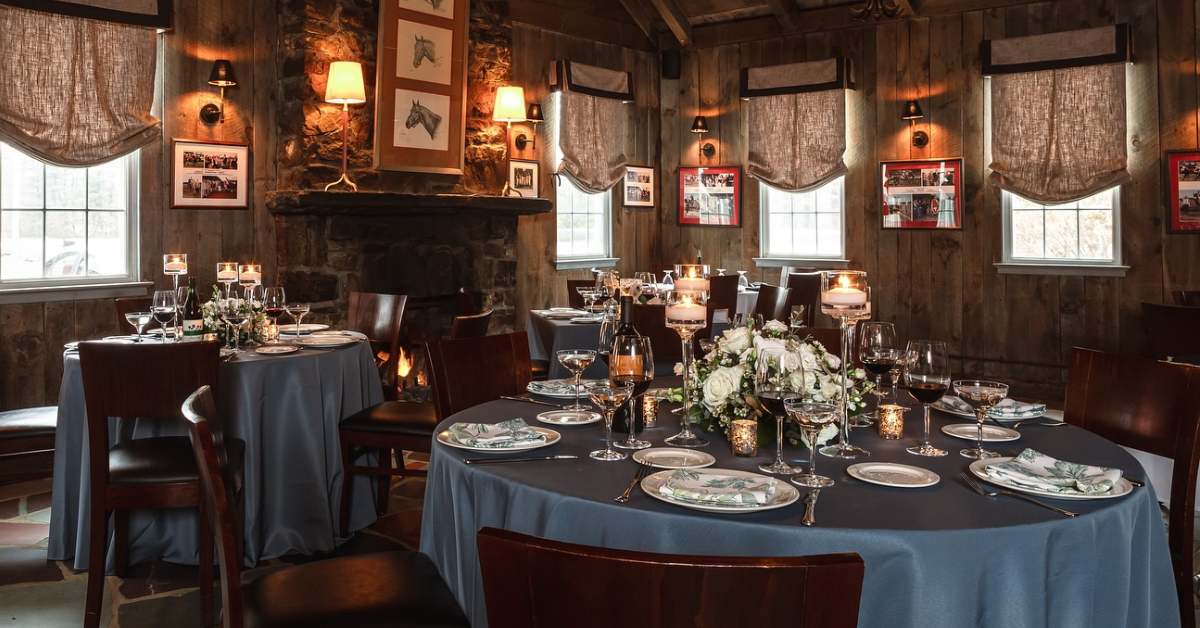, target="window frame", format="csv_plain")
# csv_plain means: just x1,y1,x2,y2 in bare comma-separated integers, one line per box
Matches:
754,175,850,269
997,186,1129,277
553,172,615,270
